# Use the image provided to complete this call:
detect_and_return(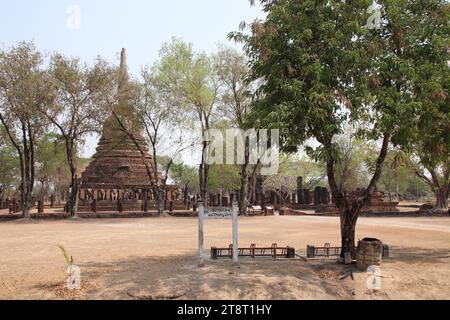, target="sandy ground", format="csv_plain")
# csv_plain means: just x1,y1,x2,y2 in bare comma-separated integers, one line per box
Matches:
0,214,449,300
